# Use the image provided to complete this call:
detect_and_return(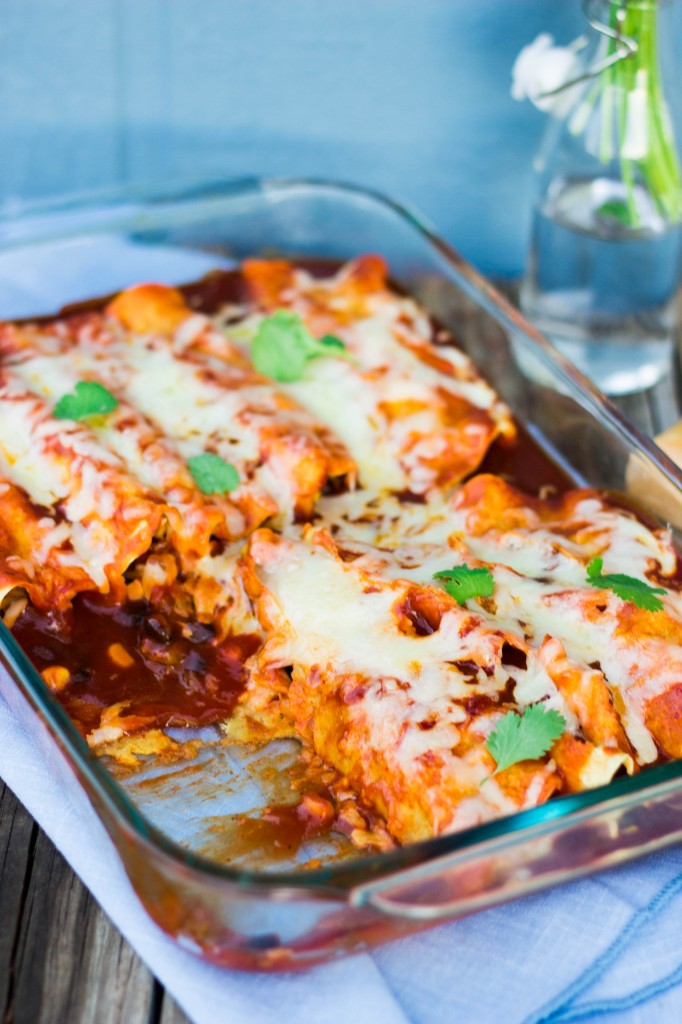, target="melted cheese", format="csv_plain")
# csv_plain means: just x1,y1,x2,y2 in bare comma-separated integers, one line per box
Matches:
446,488,682,764
2,259,681,848
2,308,355,543
295,483,682,768
231,262,514,493
0,381,161,587
254,534,510,702
246,530,629,839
